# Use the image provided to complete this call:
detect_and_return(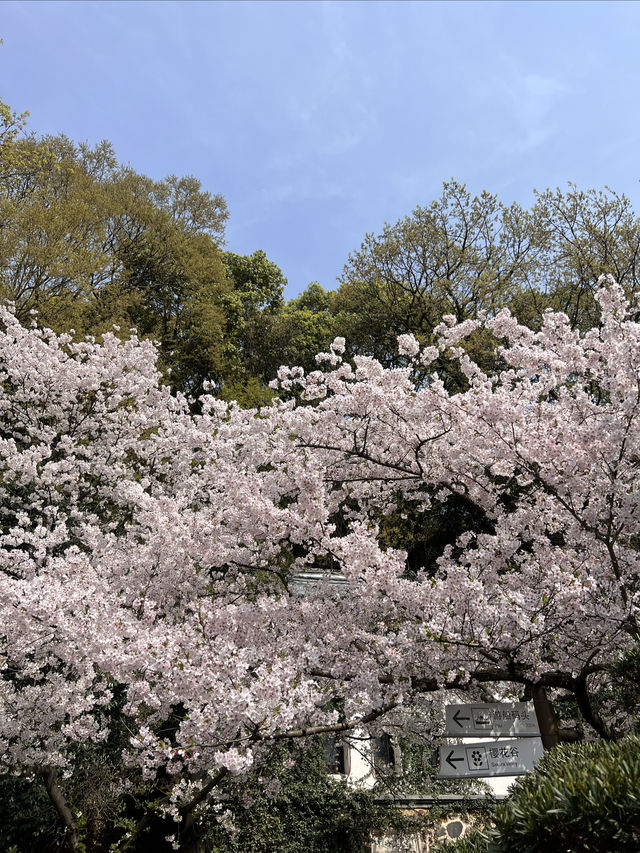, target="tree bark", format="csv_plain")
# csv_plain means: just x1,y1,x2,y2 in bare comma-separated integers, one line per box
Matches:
40,767,79,851
532,684,561,750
